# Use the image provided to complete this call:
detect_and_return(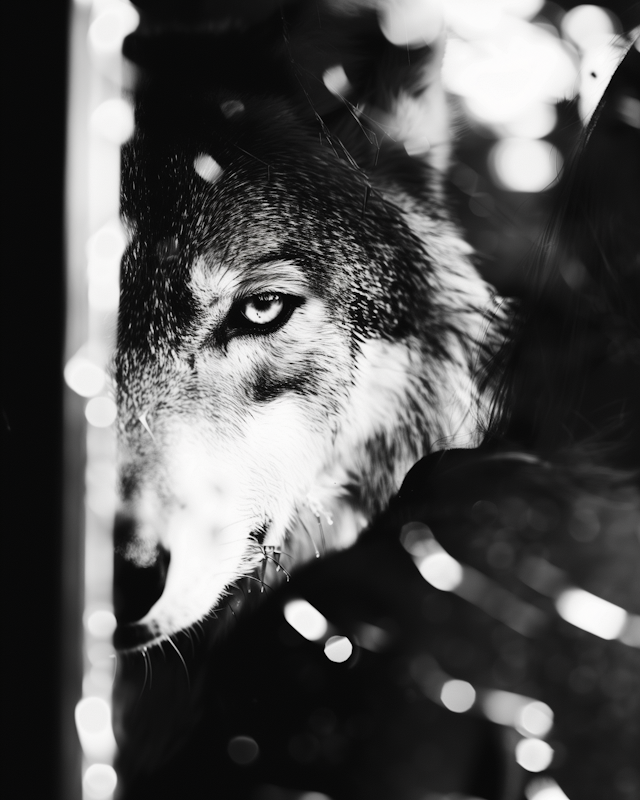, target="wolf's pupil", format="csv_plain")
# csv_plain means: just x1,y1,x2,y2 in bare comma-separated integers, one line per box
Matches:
242,294,284,325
